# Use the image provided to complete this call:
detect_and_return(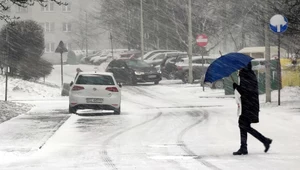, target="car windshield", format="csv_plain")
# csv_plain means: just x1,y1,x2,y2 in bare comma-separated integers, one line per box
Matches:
76,74,115,85
125,60,151,68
